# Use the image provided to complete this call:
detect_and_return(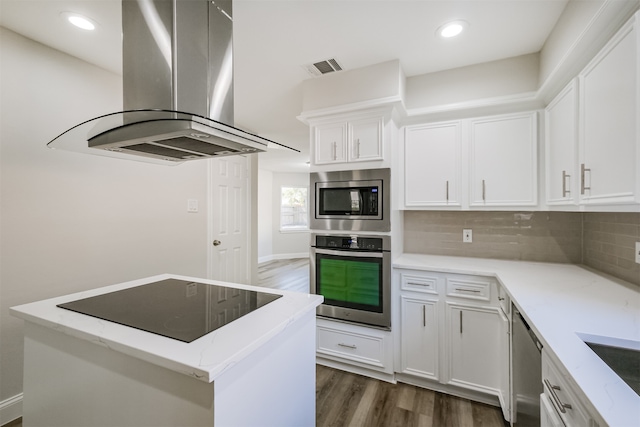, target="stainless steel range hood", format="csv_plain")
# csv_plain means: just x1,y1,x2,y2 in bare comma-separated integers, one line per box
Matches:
48,0,297,165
